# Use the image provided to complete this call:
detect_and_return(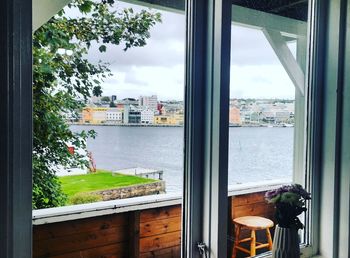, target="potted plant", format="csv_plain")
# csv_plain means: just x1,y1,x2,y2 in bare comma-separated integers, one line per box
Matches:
265,184,311,258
